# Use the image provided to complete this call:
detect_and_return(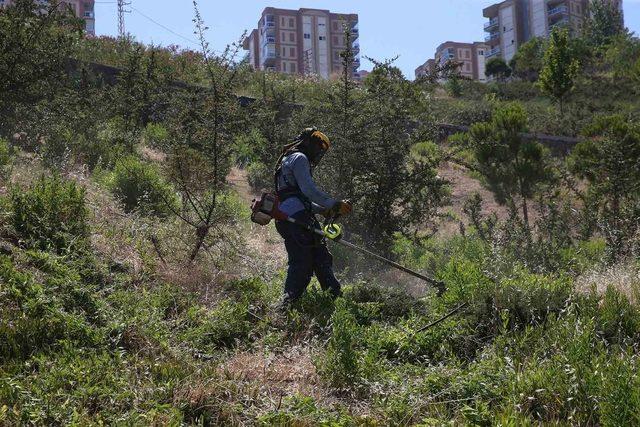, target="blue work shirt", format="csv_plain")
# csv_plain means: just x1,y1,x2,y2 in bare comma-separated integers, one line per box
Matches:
276,152,337,216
